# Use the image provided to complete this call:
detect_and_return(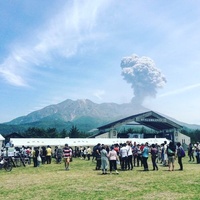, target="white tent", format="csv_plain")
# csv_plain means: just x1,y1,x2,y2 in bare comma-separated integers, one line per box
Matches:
10,137,170,148
0,134,5,148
